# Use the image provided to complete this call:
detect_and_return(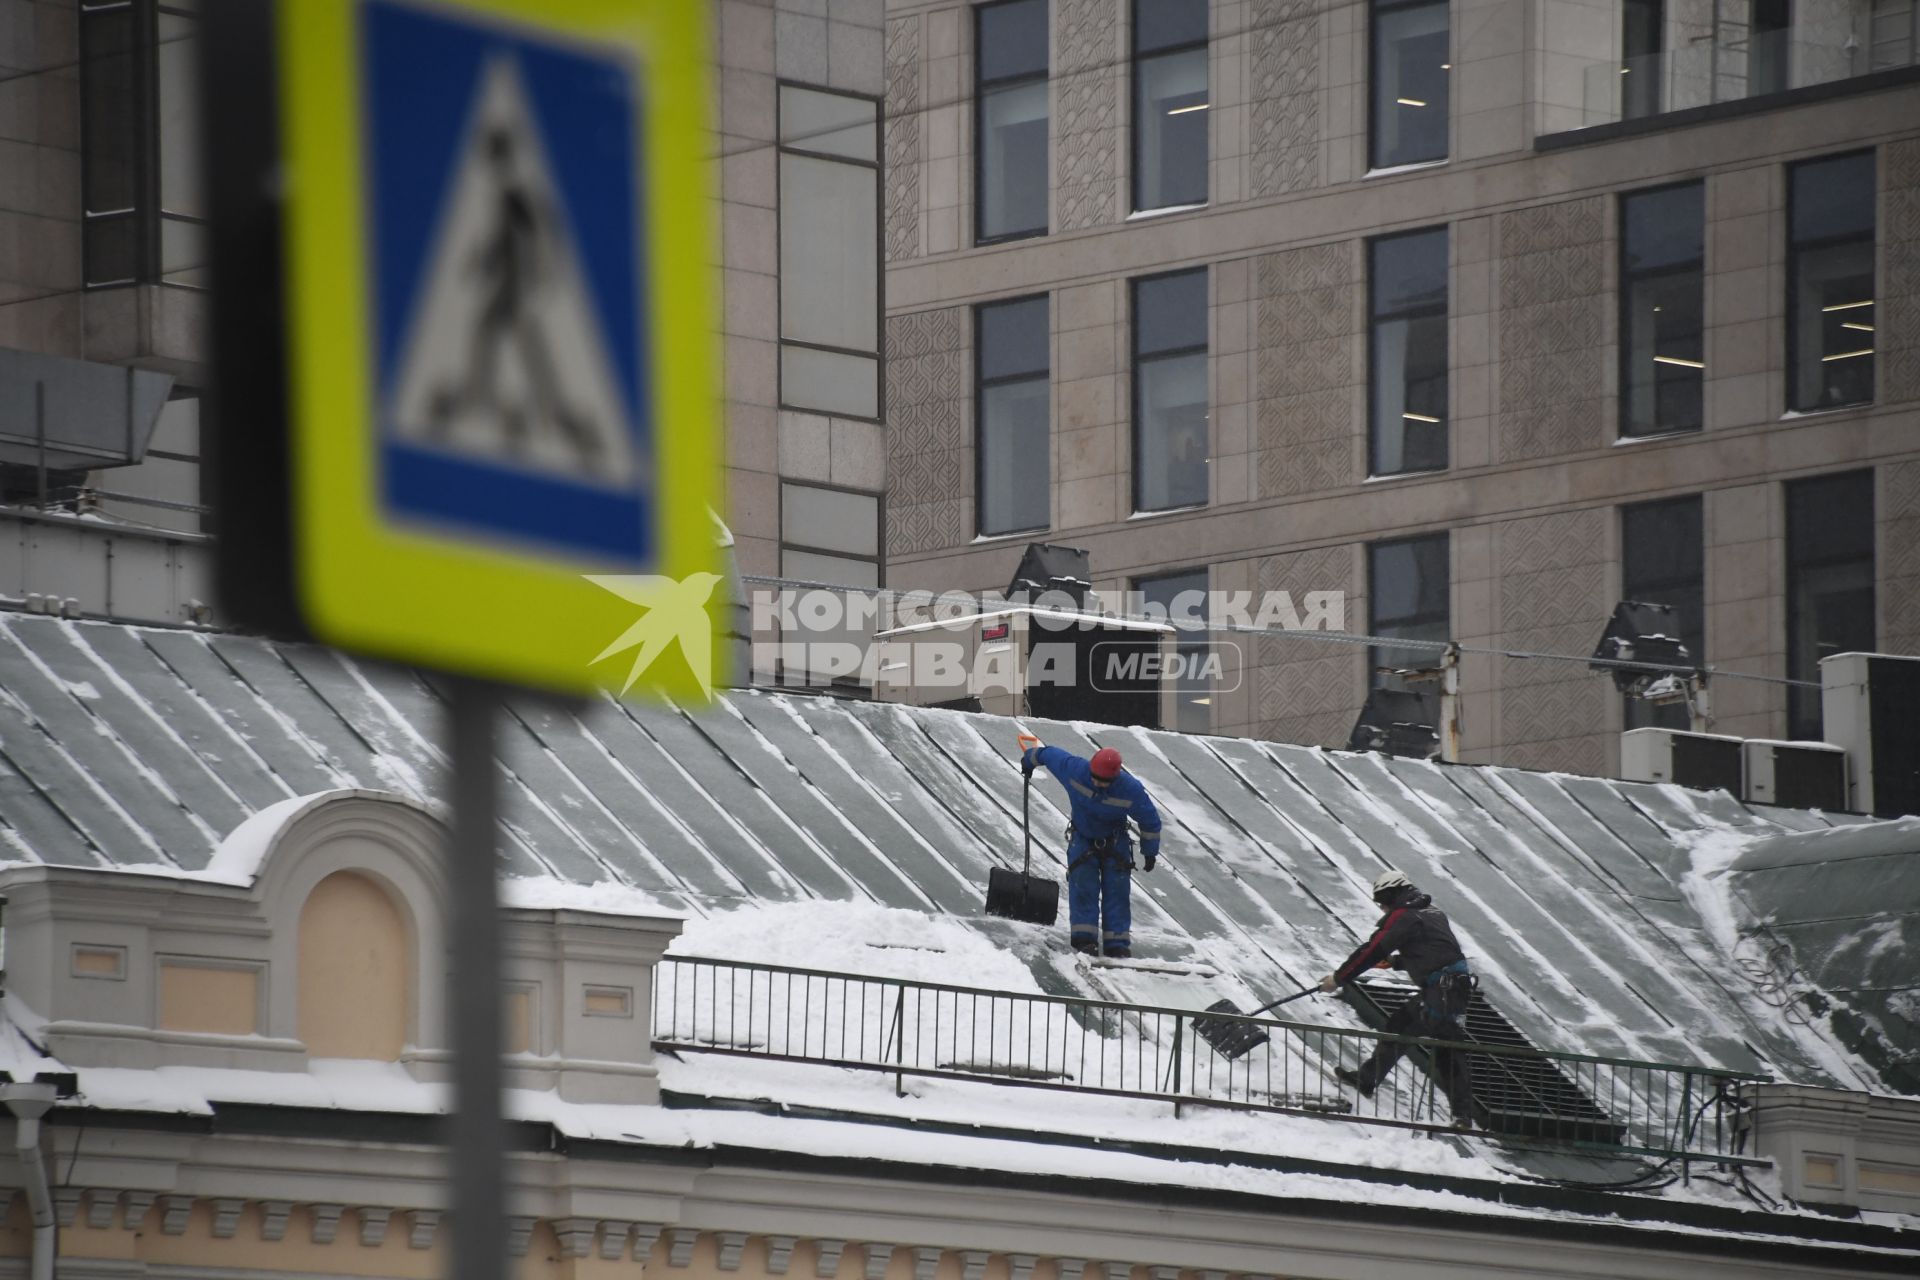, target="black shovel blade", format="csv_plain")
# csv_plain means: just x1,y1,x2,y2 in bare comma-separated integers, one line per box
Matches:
984,867,1059,925
1193,997,1271,1060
